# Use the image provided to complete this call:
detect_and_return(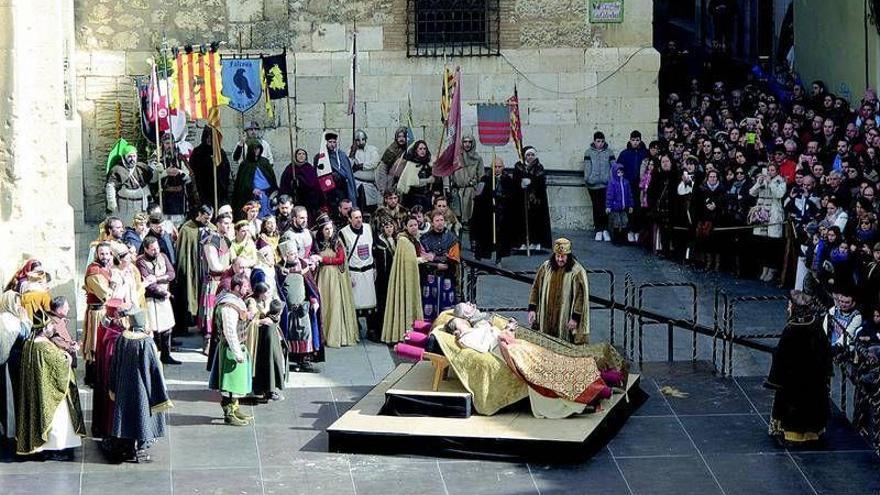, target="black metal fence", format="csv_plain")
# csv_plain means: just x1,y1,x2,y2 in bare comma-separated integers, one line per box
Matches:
406,0,501,57
460,255,879,454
